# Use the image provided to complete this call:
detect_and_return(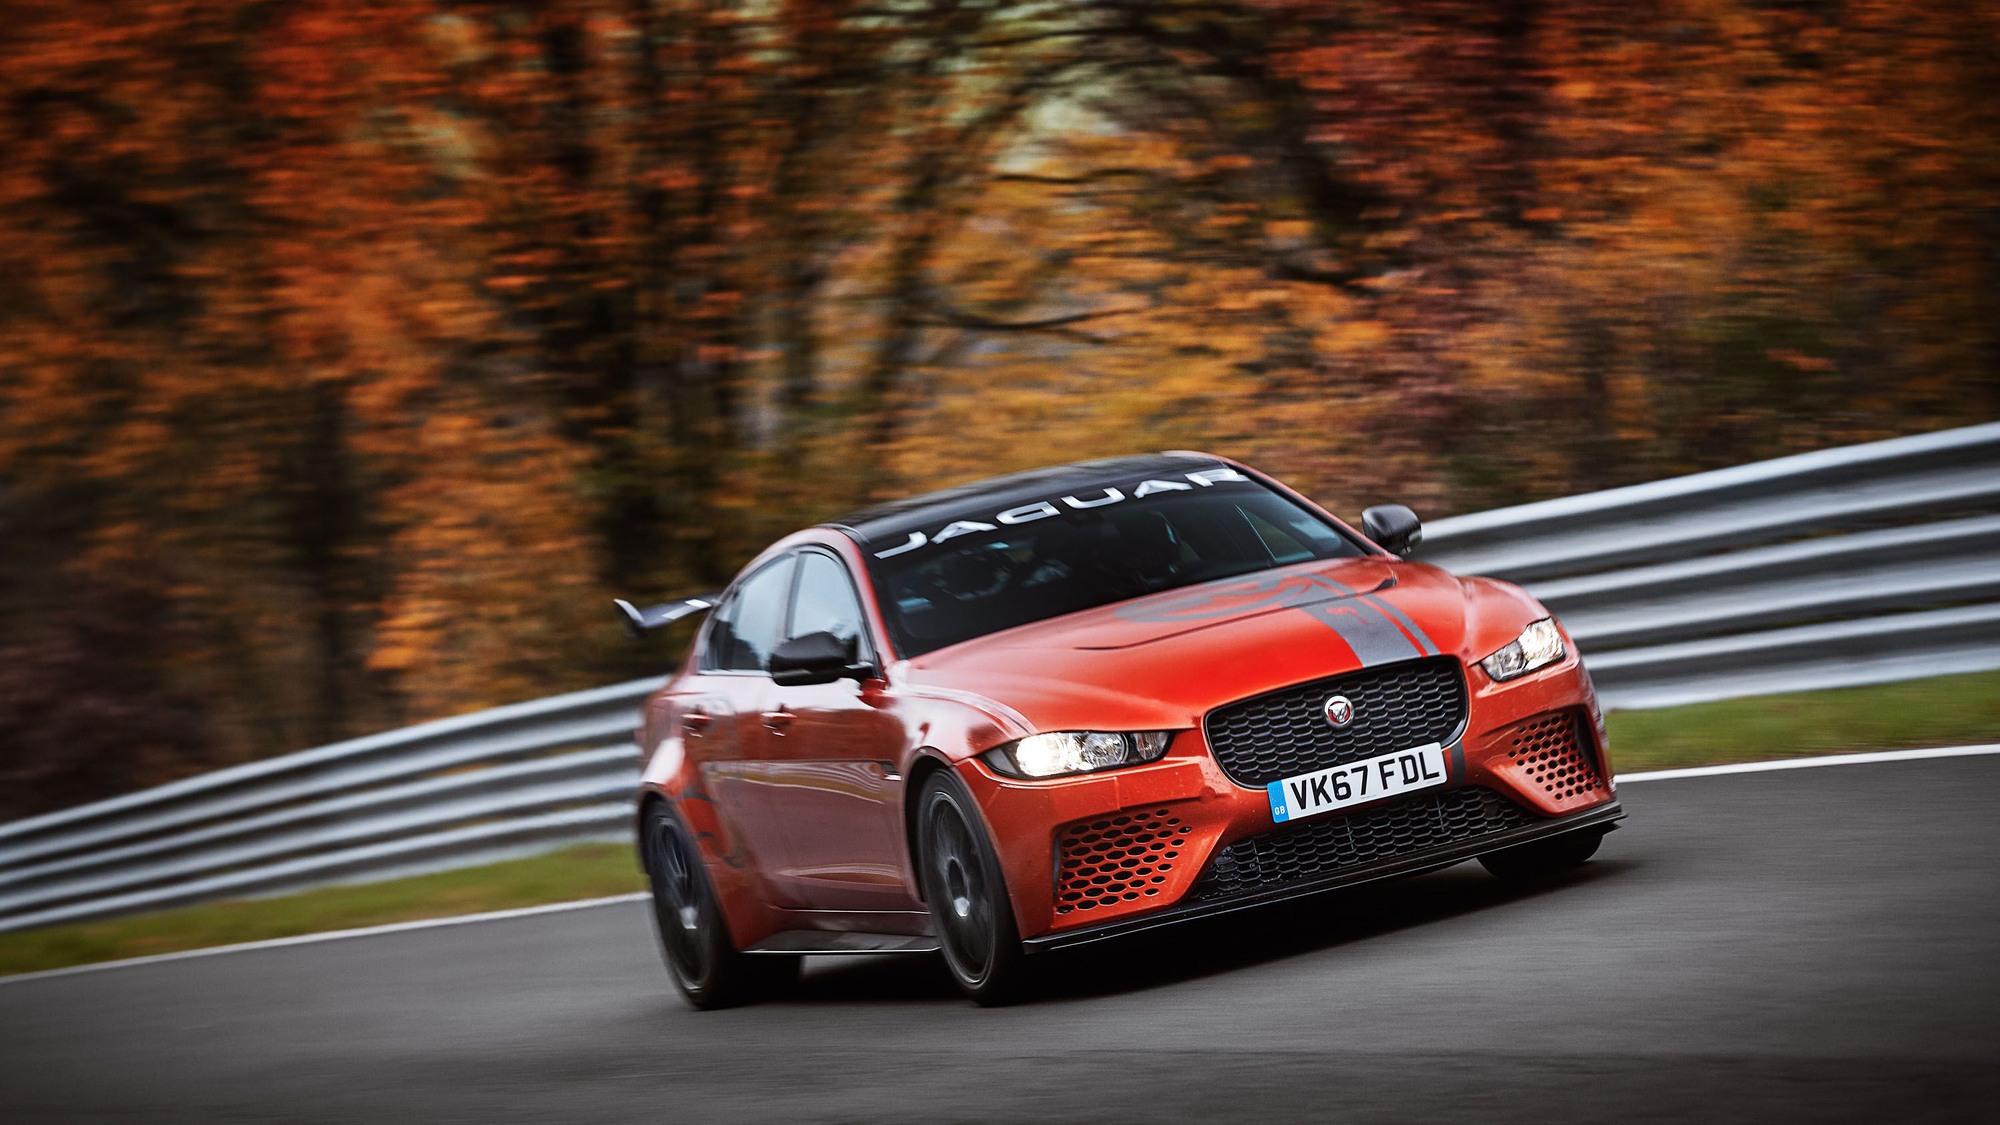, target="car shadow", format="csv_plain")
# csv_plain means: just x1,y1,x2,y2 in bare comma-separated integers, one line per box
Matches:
788,858,1637,1006
1034,858,1637,1002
